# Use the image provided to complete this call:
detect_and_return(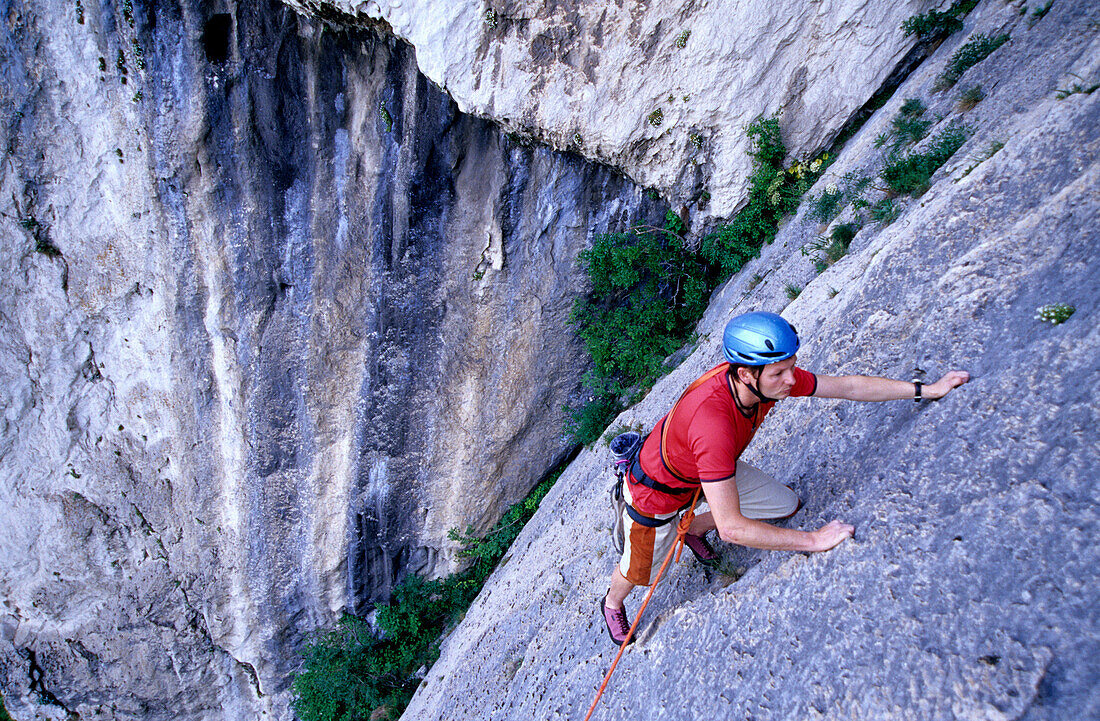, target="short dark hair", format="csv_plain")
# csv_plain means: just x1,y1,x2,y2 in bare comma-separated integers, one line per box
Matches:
730,364,762,382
